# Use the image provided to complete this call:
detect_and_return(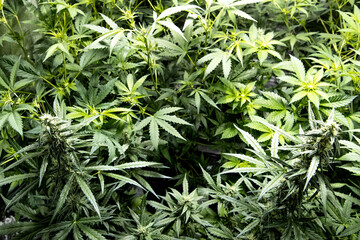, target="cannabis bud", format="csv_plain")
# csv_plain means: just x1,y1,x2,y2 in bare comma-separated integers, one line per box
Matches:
39,114,73,159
